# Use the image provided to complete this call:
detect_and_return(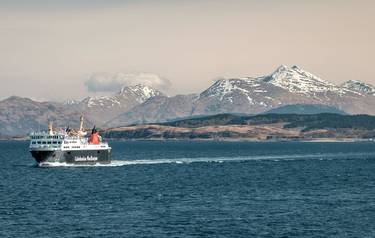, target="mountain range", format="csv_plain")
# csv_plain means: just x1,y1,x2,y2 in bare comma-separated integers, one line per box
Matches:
2,65,375,135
